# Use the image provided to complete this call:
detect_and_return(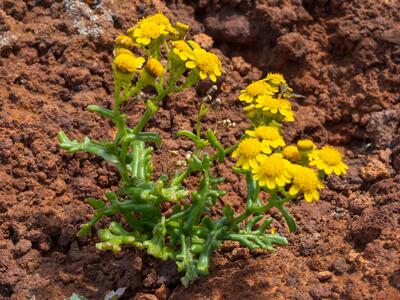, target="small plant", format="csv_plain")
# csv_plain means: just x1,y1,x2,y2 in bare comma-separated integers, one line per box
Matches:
58,13,348,286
